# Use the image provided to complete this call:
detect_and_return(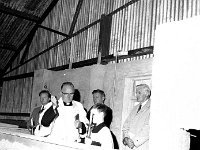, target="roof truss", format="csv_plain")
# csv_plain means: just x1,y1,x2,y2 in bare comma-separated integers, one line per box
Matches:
0,0,61,77
1,0,141,77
